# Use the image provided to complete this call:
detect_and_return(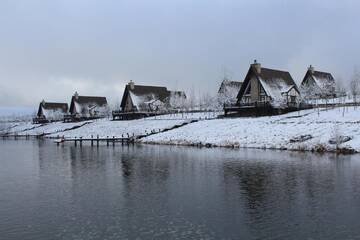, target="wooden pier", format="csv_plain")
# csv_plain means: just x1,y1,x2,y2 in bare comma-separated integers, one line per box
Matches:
56,135,135,147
